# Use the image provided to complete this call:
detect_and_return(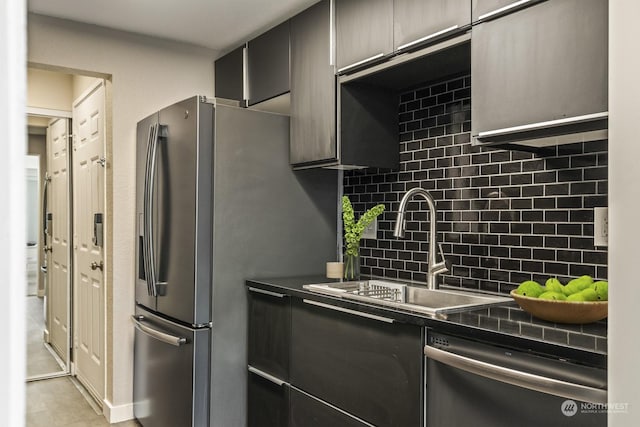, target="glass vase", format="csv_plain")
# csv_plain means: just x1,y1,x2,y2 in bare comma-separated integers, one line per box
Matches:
343,249,360,281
